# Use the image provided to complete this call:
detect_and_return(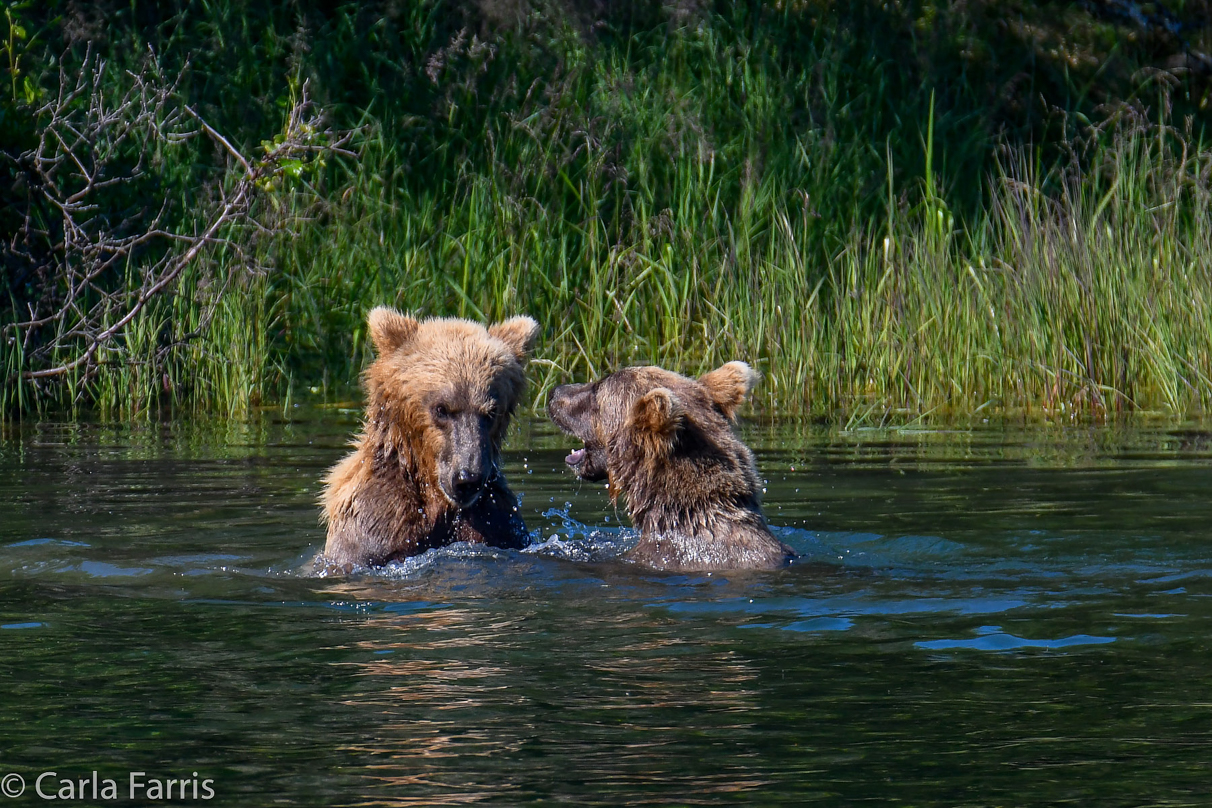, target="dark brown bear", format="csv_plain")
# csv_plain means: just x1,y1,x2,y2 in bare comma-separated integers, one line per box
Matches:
547,362,795,572
317,307,539,571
